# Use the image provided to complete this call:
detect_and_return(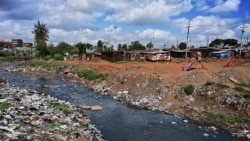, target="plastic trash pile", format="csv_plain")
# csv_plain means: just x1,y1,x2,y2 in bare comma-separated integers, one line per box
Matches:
0,78,106,141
